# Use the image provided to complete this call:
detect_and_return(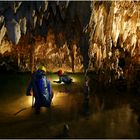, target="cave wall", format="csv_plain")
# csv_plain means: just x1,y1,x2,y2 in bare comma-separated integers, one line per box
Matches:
89,1,140,68
88,1,140,86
